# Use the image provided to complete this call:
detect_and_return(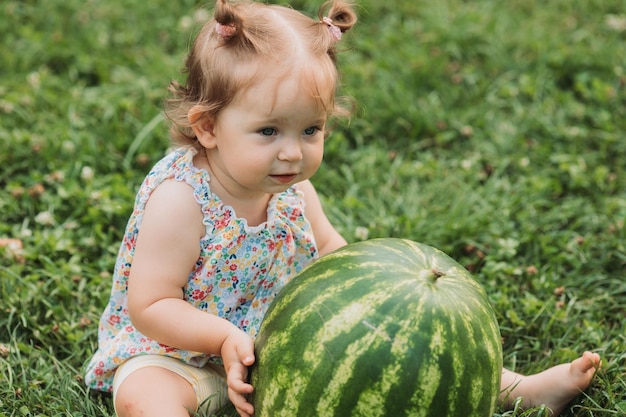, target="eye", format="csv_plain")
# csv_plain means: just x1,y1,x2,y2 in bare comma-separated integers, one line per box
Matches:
259,127,277,136
303,126,320,136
